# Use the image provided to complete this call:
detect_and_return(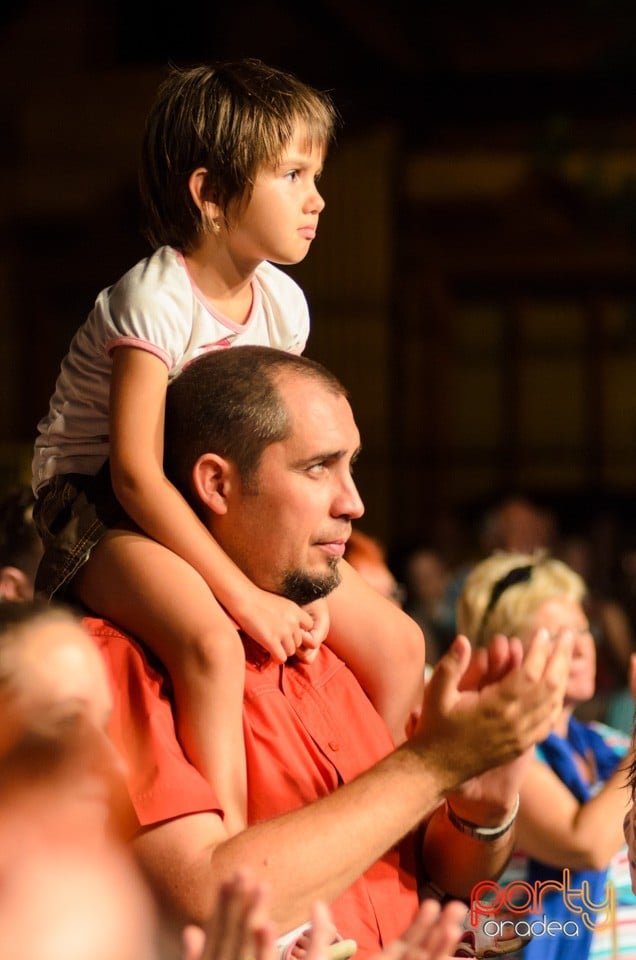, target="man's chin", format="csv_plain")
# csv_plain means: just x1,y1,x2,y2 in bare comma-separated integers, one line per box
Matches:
281,565,341,606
